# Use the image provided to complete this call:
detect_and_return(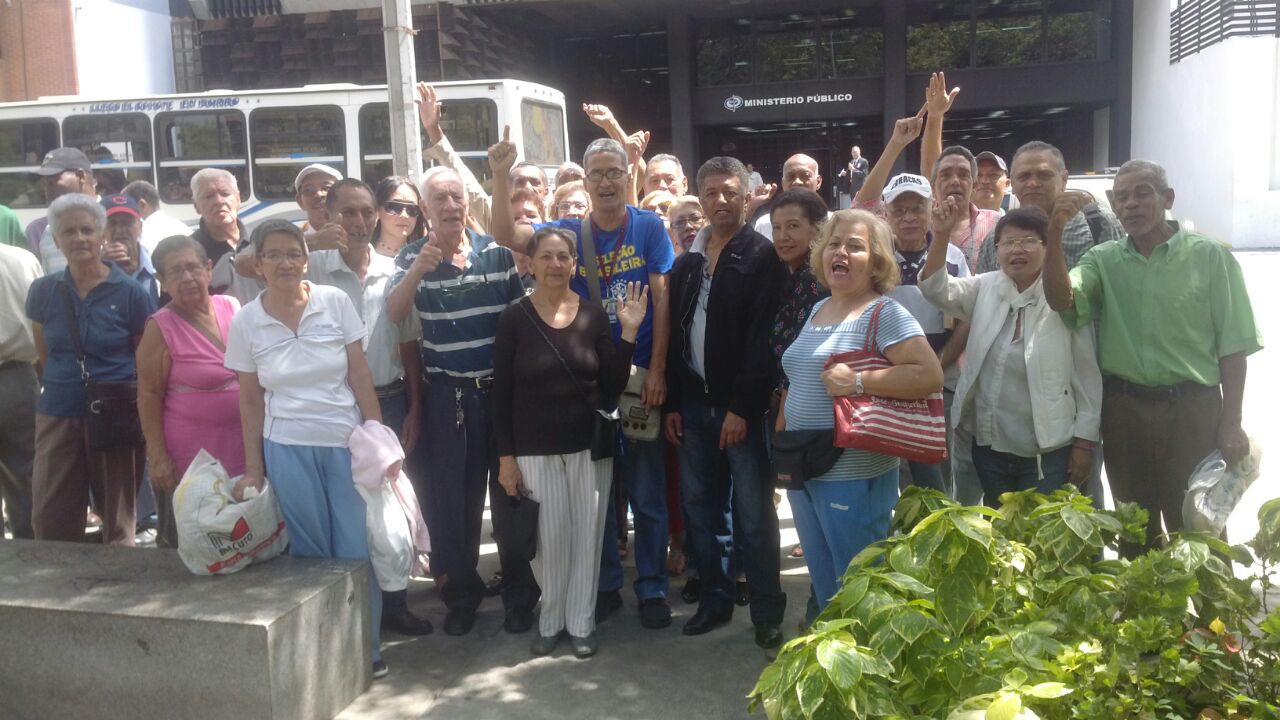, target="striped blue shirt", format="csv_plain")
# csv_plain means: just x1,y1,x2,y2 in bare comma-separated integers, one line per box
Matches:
781,296,925,481
392,231,523,378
